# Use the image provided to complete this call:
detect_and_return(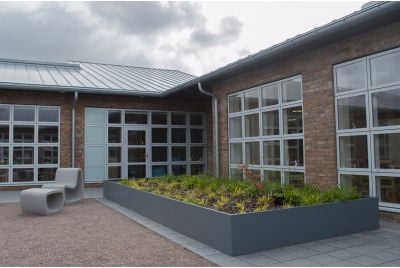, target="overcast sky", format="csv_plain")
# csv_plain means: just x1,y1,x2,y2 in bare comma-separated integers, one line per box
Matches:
0,1,366,75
